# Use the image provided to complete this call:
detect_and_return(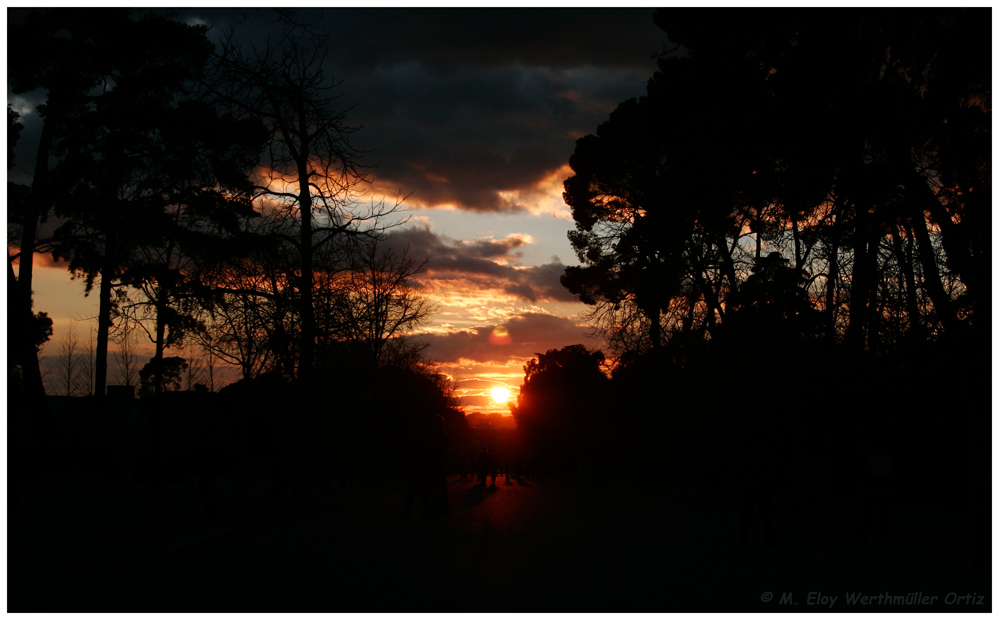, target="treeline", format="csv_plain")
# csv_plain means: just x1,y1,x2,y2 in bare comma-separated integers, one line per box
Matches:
28,367,469,520
514,9,989,512
8,9,444,421
511,341,986,515
8,10,471,520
